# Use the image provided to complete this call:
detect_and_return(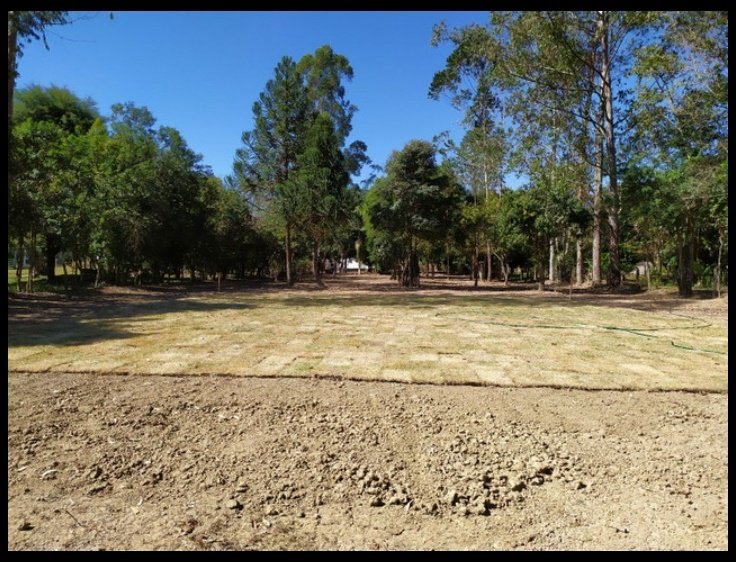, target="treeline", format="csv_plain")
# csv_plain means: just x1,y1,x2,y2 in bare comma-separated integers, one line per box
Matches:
8,87,278,289
417,11,728,297
8,44,373,290
8,12,728,297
